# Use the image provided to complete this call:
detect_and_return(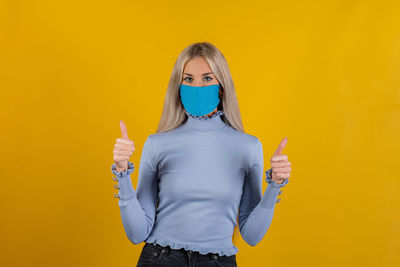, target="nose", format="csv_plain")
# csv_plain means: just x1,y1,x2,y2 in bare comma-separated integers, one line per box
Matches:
192,81,205,87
